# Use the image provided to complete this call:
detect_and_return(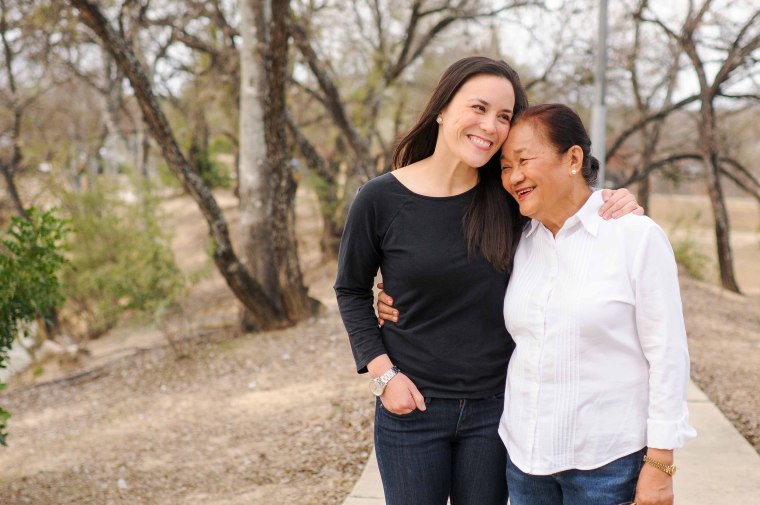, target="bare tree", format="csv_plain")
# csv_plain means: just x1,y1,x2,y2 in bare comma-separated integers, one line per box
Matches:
643,1,760,293
622,0,684,209
68,0,305,329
